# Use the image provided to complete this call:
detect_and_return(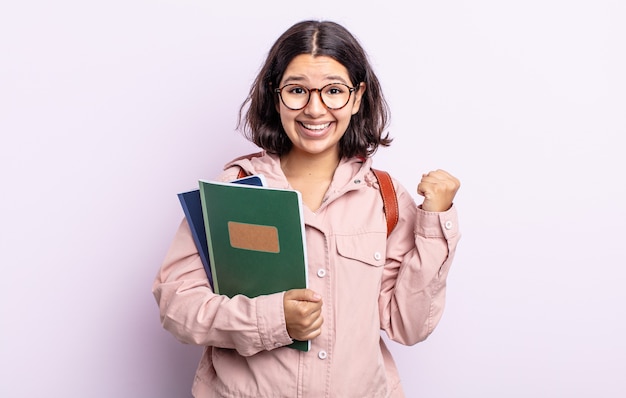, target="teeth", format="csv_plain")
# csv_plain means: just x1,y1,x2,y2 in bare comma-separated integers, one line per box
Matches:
302,122,330,130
